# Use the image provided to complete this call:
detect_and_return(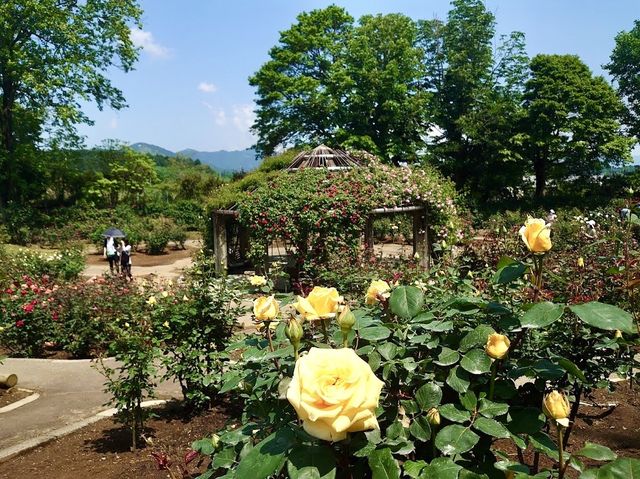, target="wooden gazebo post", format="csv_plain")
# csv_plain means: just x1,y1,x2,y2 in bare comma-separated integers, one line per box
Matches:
213,212,228,274
413,207,431,269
